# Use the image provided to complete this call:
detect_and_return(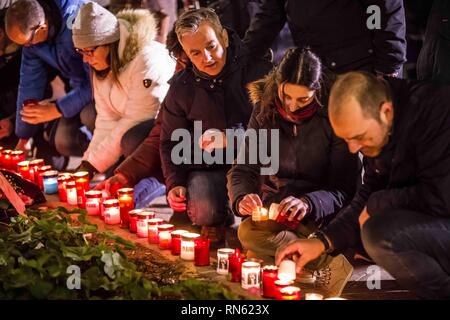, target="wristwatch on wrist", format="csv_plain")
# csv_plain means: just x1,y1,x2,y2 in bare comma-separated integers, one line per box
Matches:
308,231,333,254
